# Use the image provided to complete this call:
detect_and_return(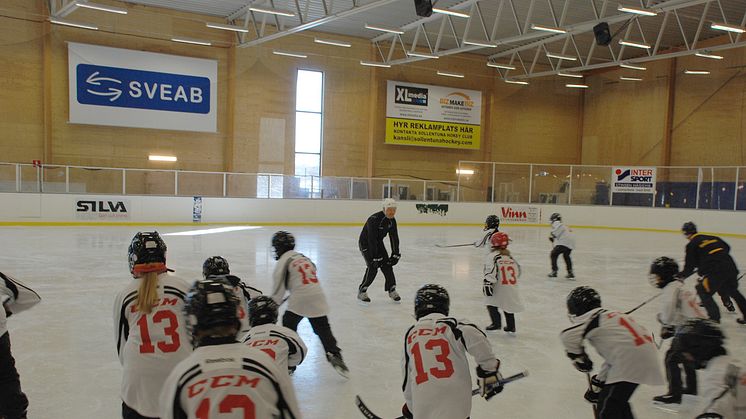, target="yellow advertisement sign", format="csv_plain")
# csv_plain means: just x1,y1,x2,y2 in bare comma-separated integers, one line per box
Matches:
385,118,481,149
